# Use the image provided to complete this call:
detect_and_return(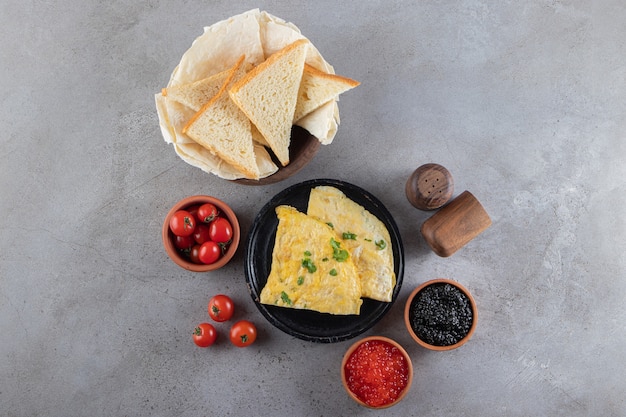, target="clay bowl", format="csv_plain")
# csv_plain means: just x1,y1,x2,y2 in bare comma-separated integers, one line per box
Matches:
162,195,240,272
341,336,413,409
233,126,320,185
404,278,477,351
